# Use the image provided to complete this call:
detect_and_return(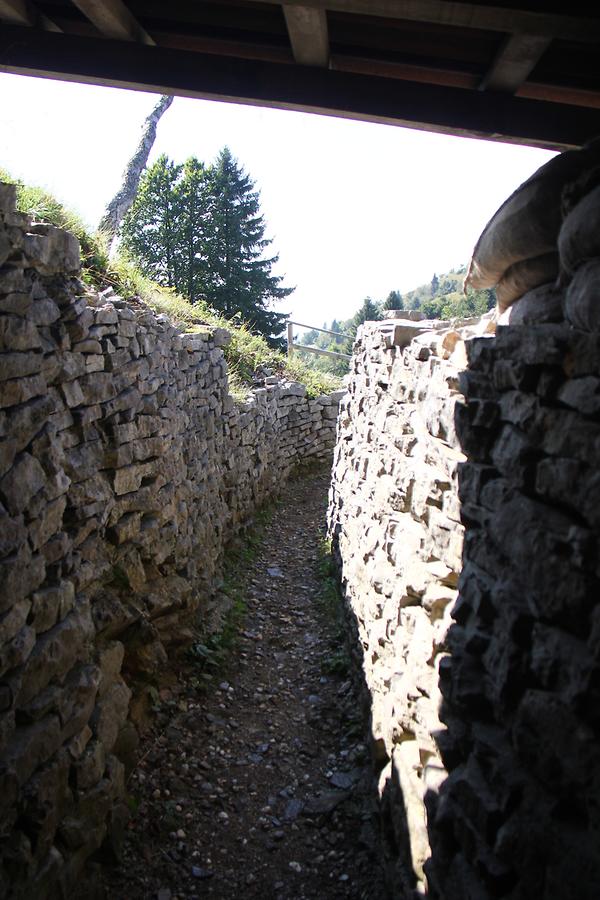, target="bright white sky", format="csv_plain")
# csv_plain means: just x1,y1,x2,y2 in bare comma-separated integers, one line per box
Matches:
0,72,555,325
